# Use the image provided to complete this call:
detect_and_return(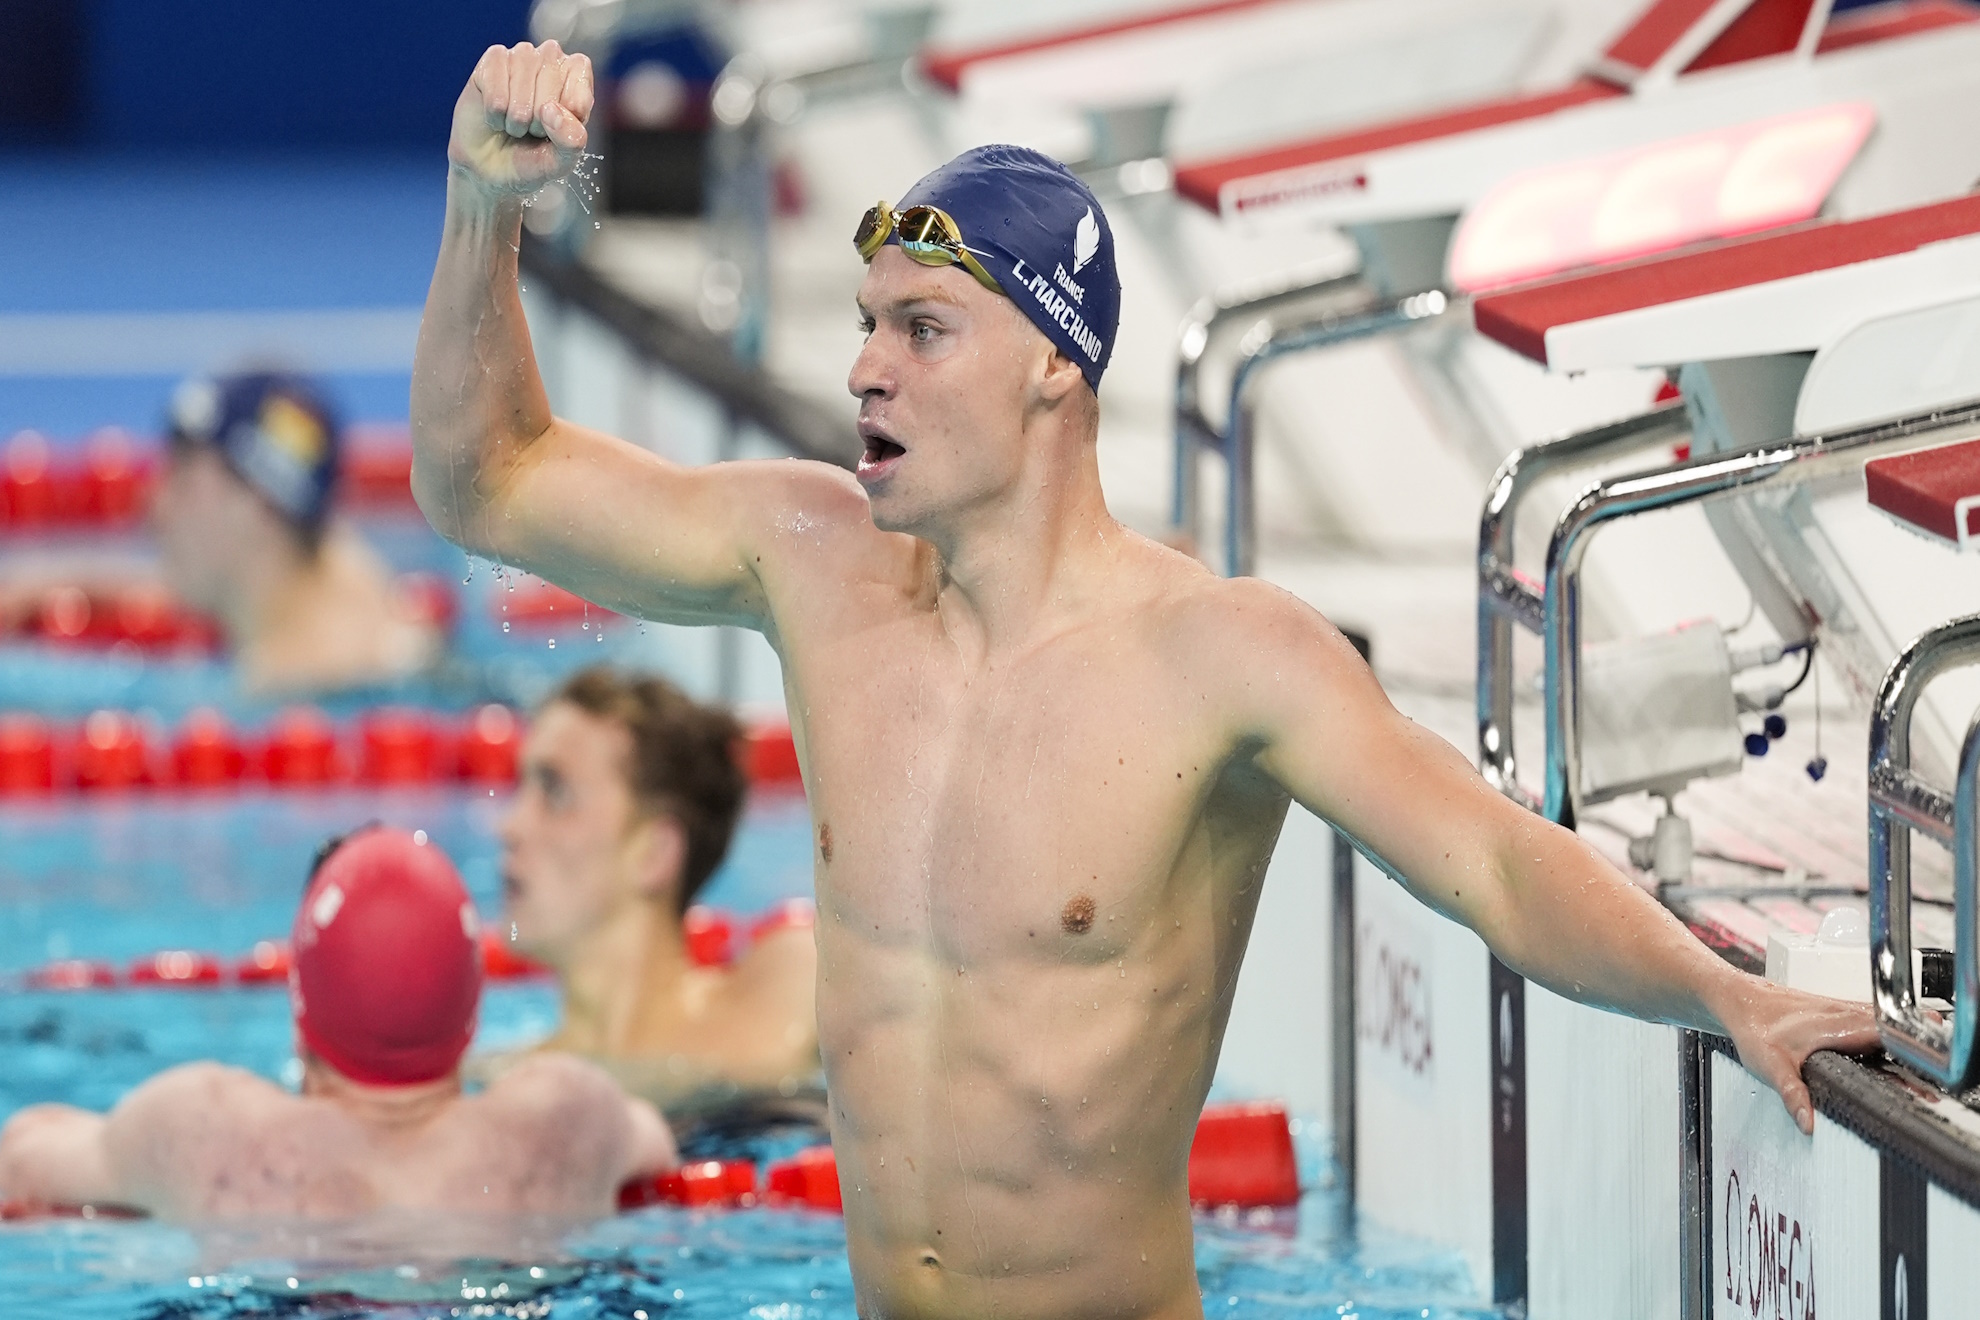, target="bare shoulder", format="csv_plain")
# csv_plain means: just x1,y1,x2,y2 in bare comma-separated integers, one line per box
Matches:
103,1063,296,1202
738,459,921,593
1132,560,1385,737
477,1053,638,1183
1140,555,1358,669
482,1052,629,1124
113,1061,286,1125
